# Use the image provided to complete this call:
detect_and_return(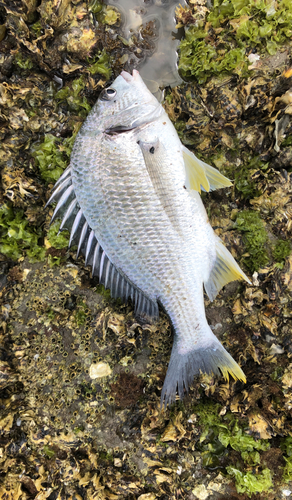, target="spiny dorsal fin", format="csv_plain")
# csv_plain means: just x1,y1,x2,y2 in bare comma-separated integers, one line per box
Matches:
204,238,251,301
183,146,232,193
